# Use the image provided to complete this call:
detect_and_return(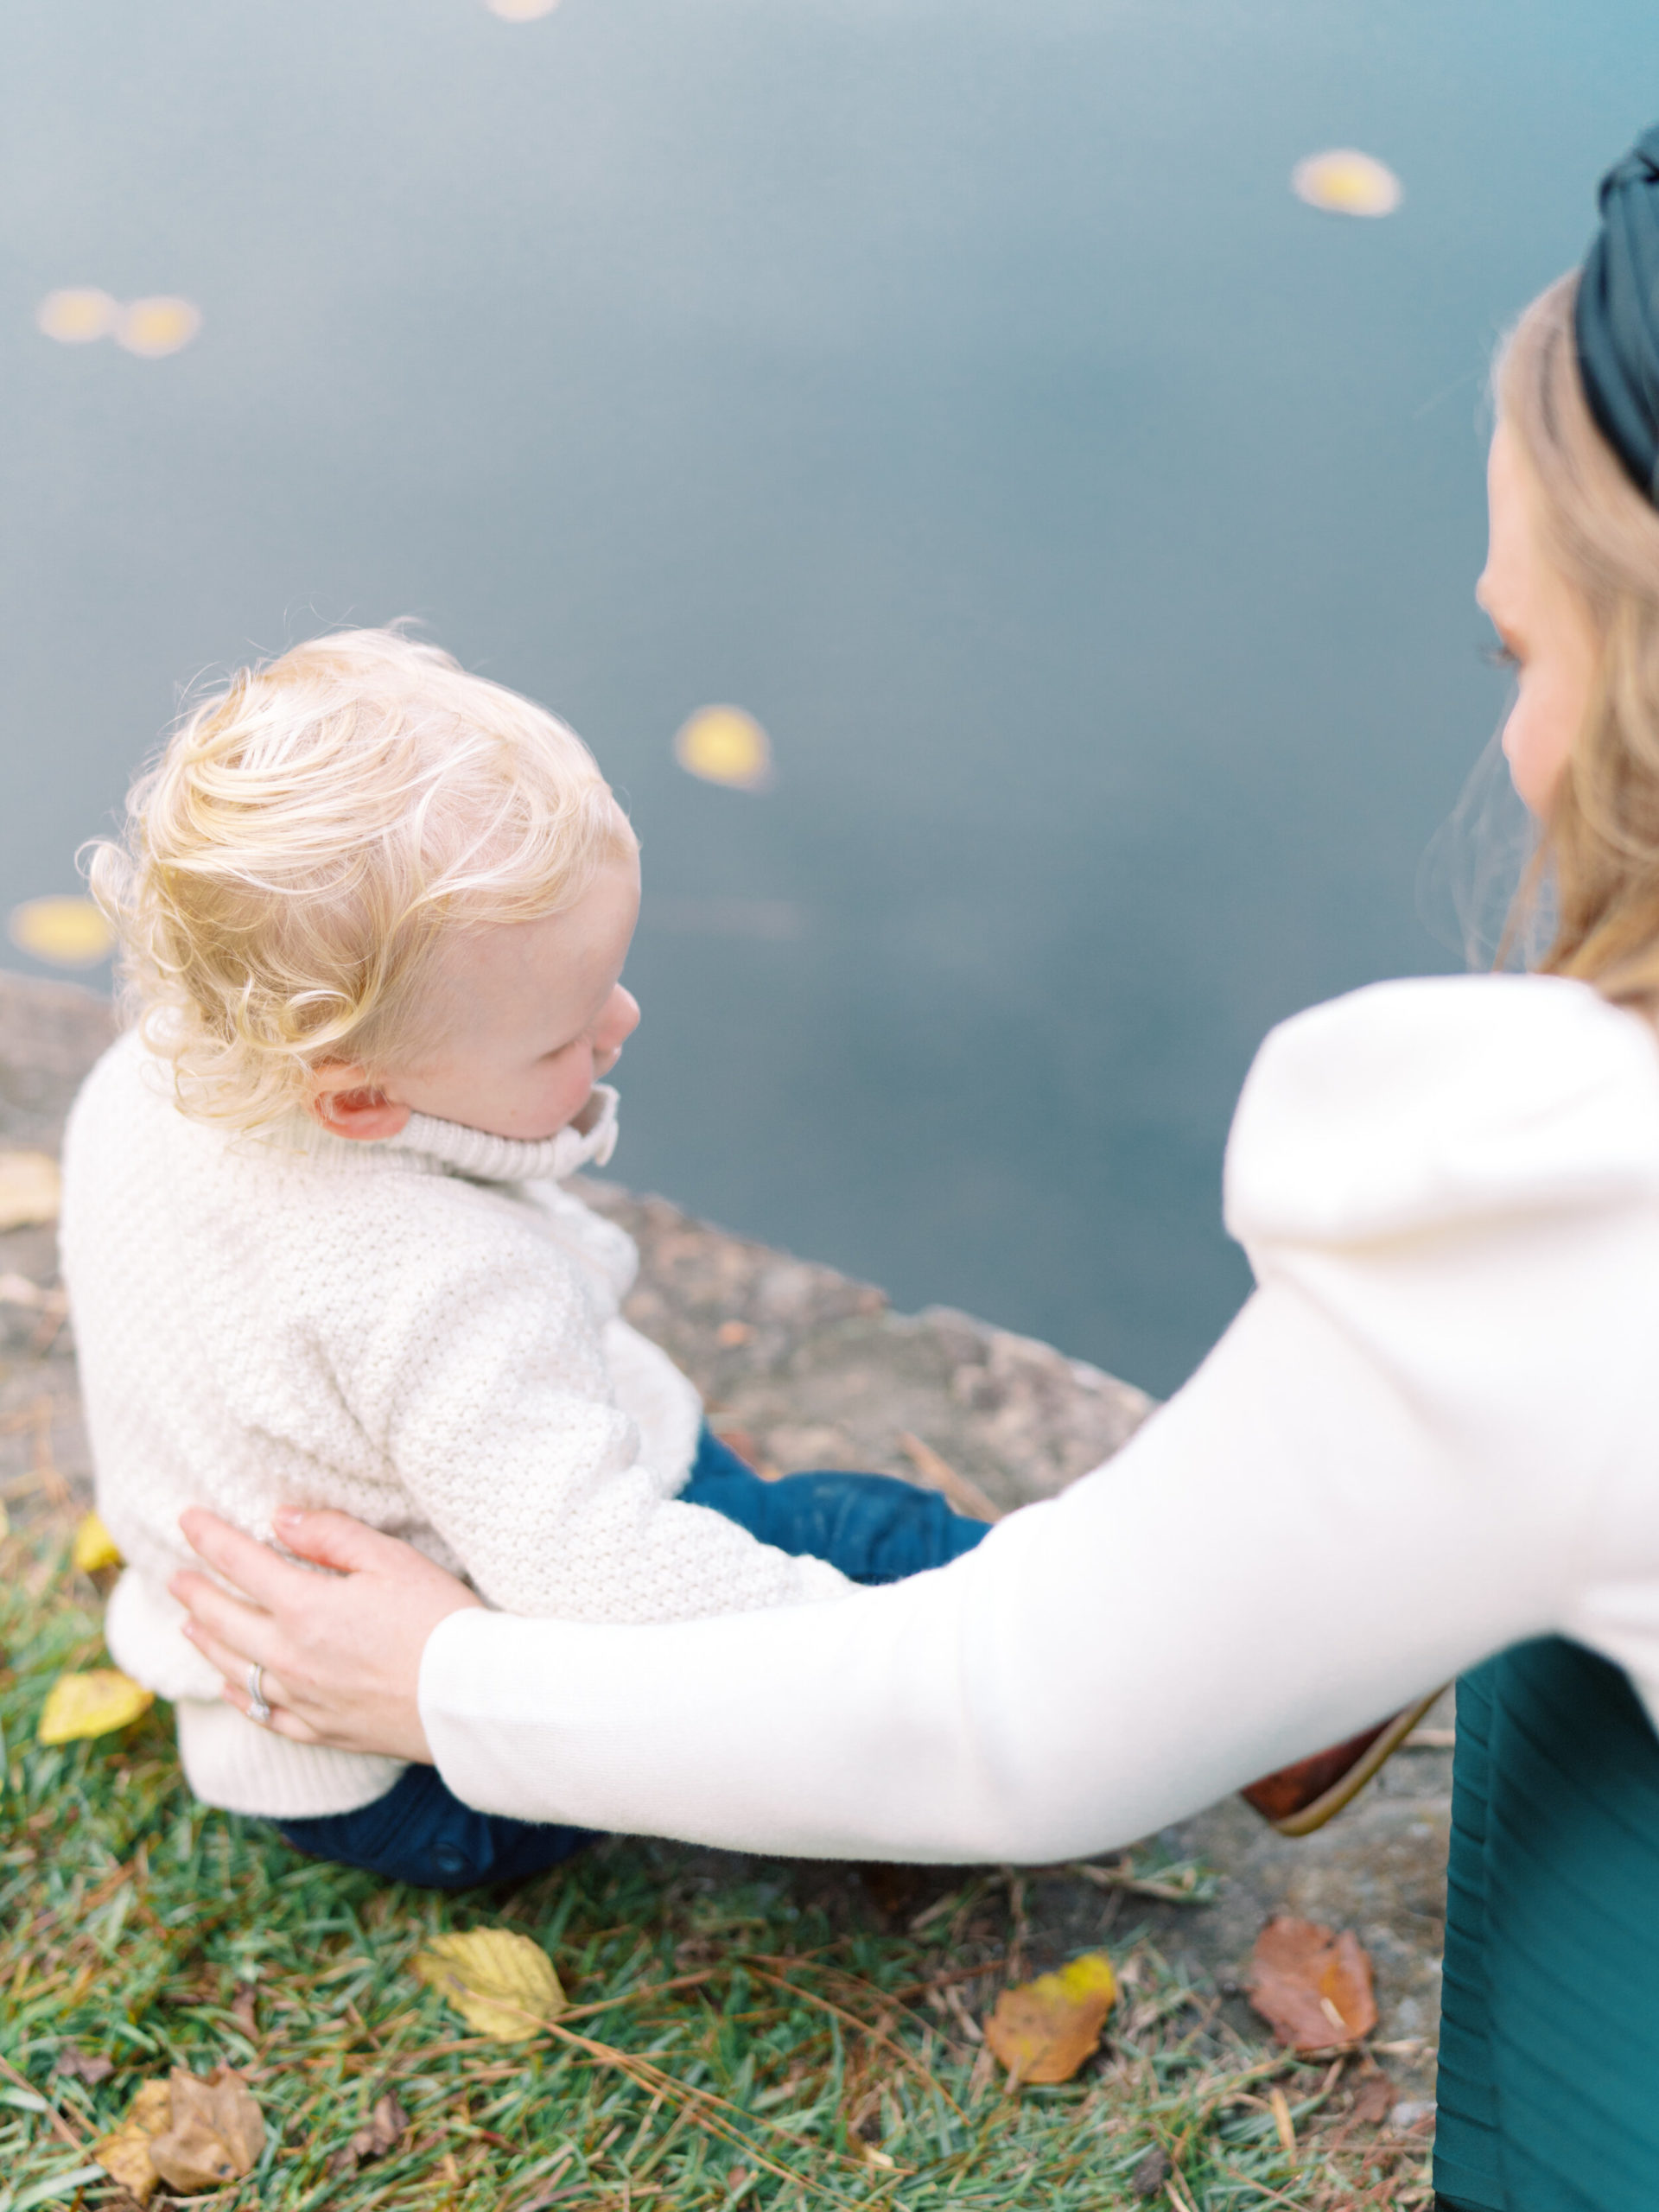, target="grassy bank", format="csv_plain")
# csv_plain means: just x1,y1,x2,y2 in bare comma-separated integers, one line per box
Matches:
0,1522,1432,2211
